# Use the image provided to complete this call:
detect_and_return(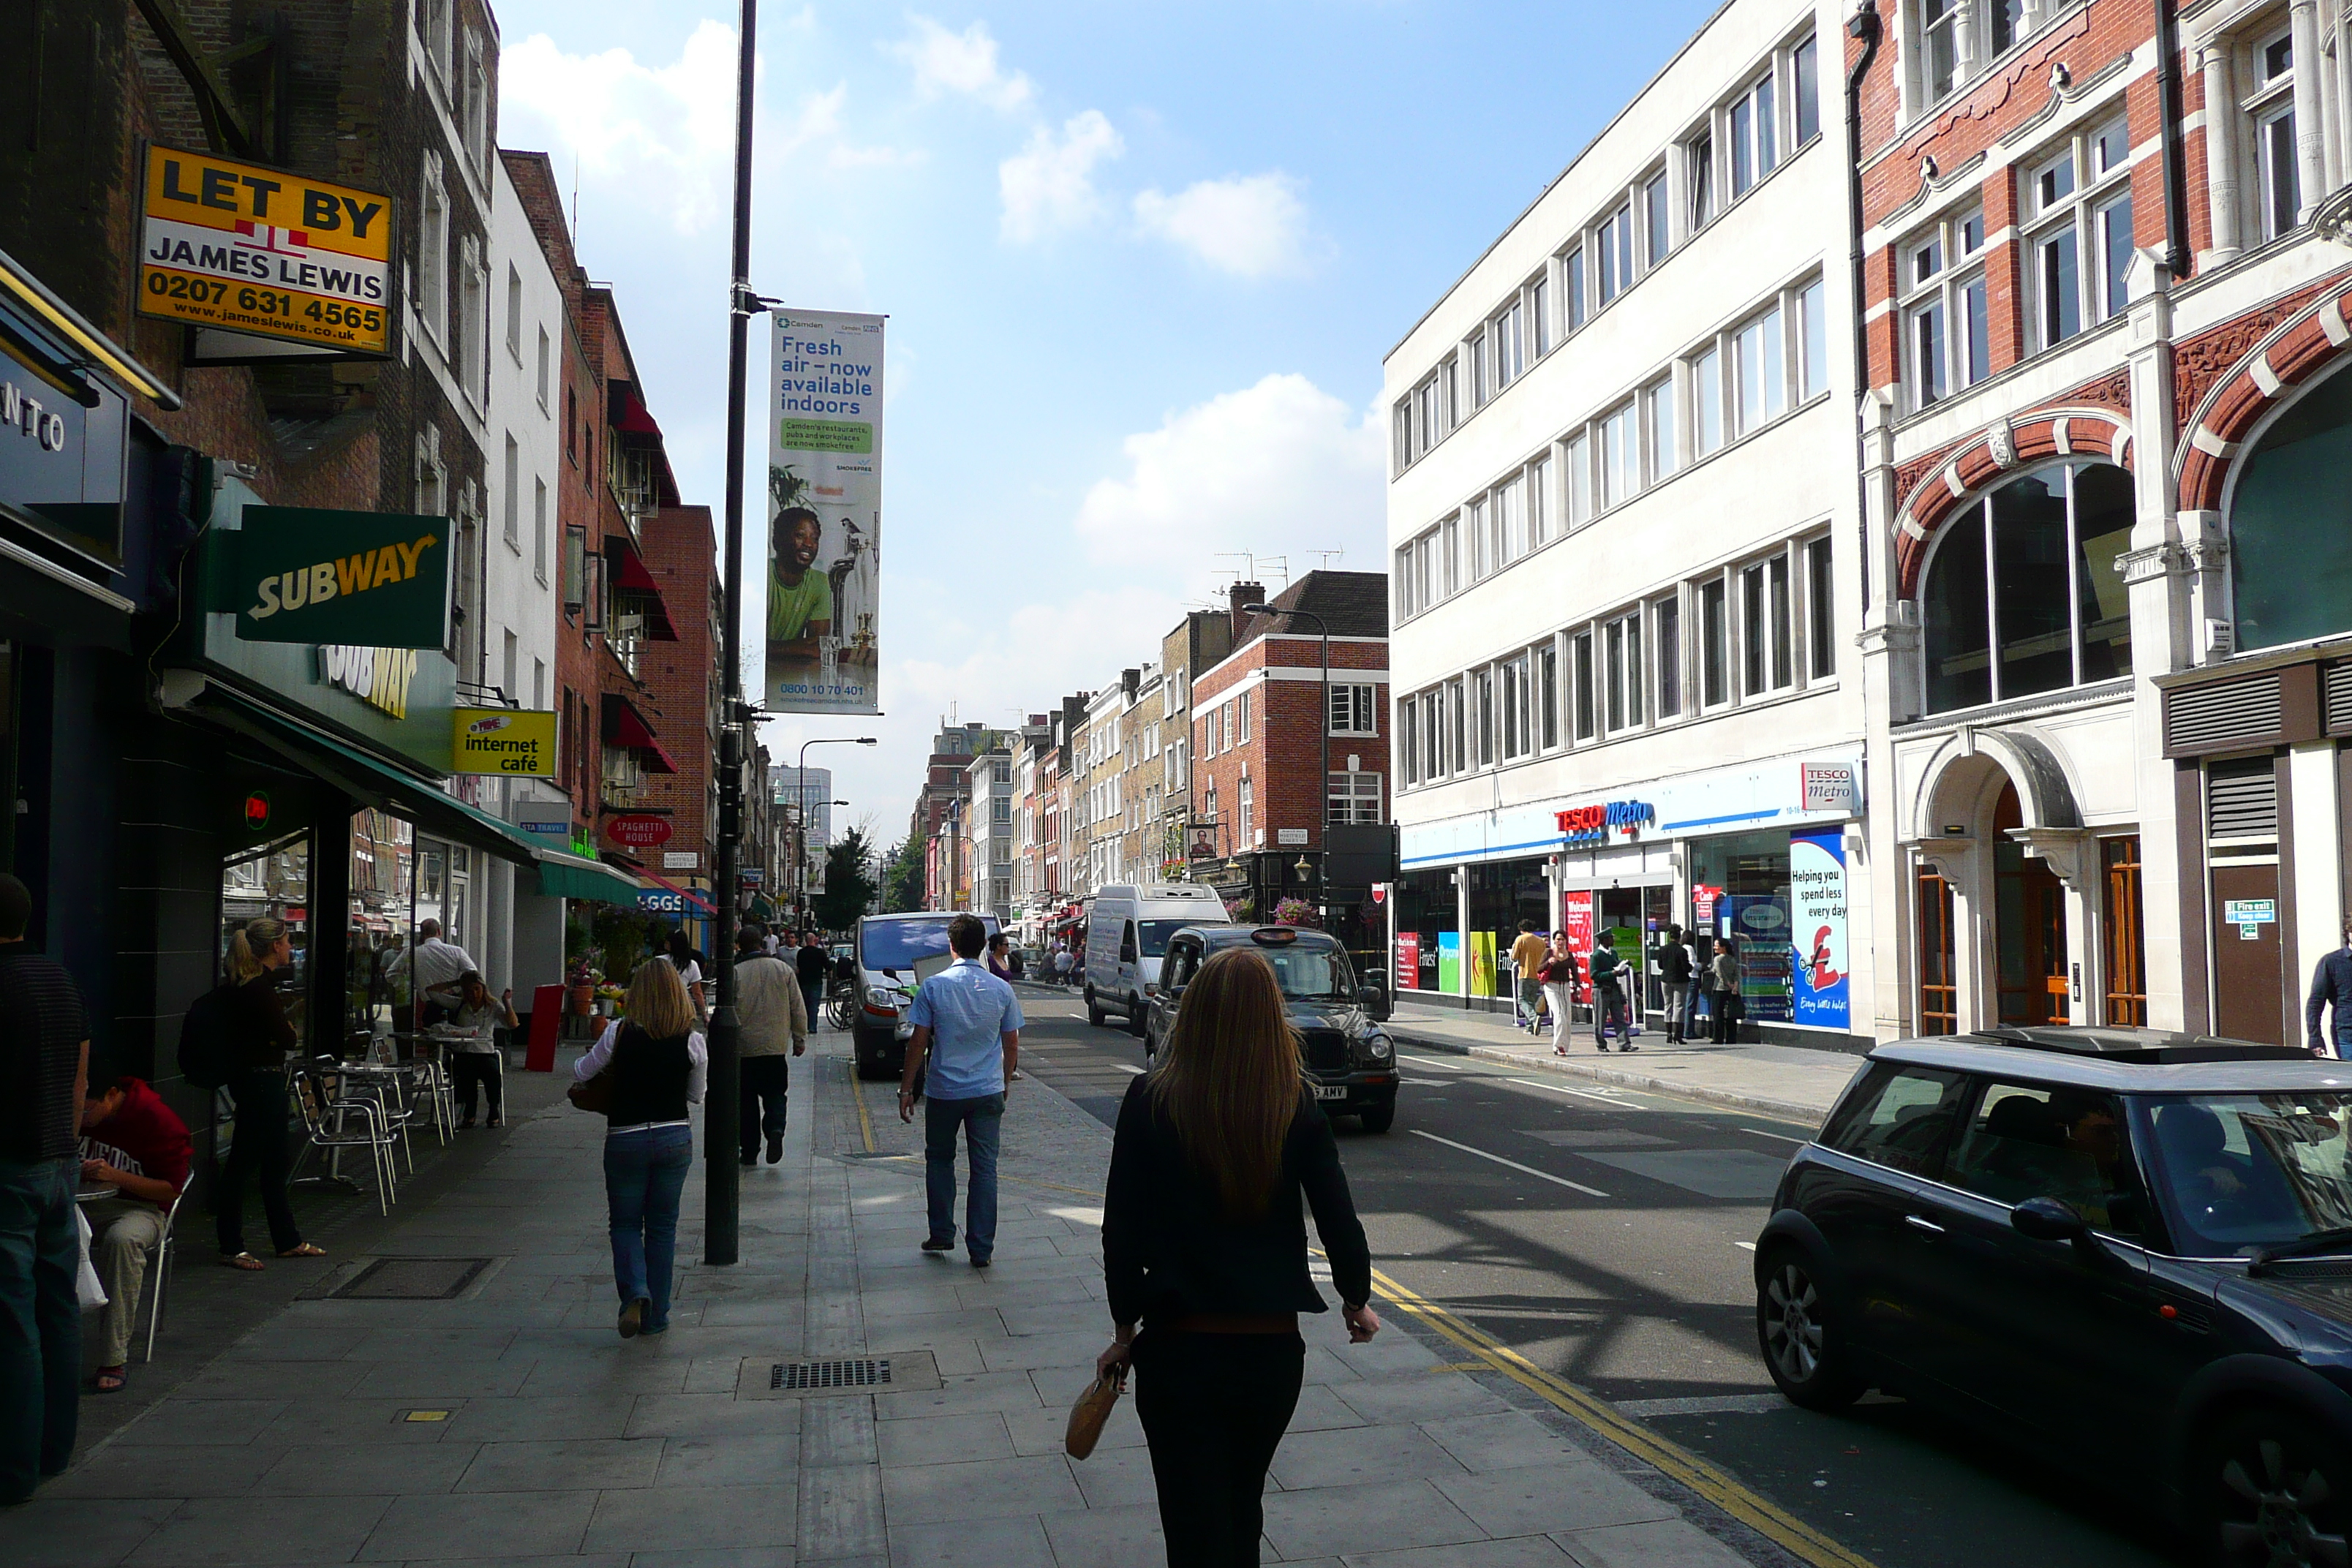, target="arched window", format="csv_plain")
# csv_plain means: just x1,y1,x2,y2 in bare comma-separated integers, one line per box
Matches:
1920,460,2134,714
2231,359,2352,652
